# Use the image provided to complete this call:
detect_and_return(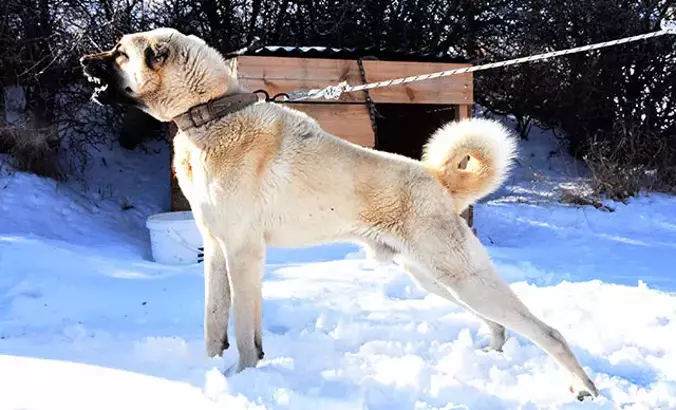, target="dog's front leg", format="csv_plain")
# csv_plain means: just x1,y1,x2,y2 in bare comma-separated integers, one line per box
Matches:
203,234,231,358
226,237,265,372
